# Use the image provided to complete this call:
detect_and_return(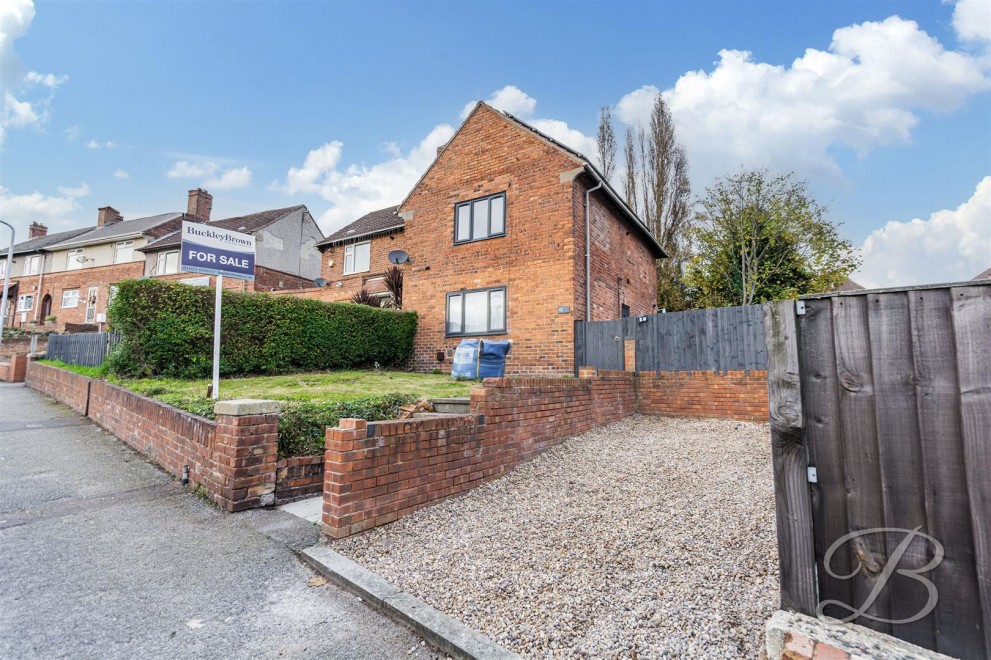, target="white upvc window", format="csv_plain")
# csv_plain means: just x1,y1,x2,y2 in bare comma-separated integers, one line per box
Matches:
67,249,85,270
61,289,80,308
114,240,134,264
17,294,34,312
343,241,371,275
24,254,41,276
157,251,179,275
